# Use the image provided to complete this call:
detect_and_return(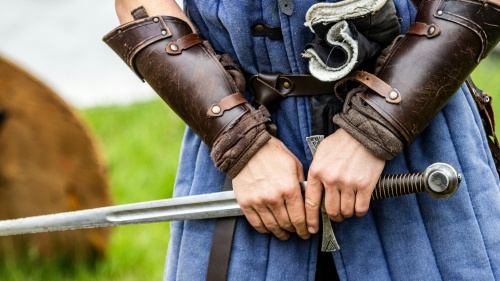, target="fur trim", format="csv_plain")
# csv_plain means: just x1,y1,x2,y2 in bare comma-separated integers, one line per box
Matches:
303,21,358,82
305,0,388,30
